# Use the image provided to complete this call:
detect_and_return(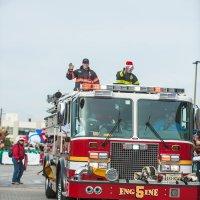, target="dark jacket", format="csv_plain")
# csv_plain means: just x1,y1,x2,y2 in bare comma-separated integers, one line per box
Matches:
12,143,25,160
116,68,139,85
193,134,200,155
66,66,100,90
